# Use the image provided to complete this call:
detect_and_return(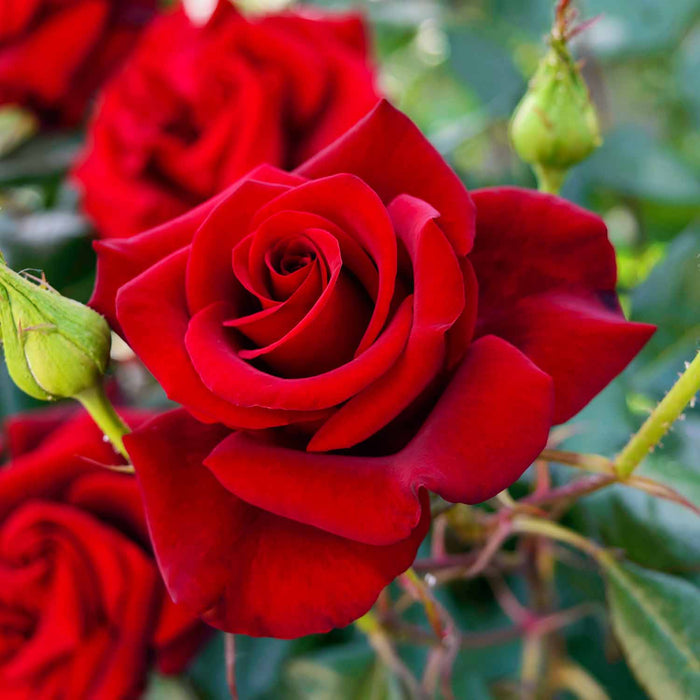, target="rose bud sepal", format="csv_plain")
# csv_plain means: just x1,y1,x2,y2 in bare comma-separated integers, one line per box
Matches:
0,255,130,461
510,36,601,194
